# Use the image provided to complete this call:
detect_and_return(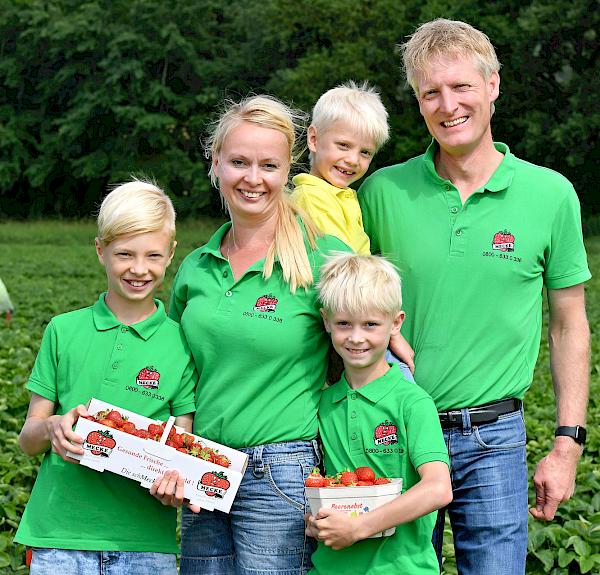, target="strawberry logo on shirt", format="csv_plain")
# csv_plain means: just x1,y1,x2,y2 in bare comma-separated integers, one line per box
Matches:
198,471,231,498
374,420,398,446
83,430,116,457
136,366,160,389
254,294,278,313
492,230,515,252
